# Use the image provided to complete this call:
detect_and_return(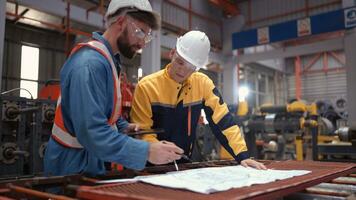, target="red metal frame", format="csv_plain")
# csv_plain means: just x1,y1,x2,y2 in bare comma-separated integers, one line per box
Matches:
7,1,223,49
329,51,345,65
295,50,346,98
303,53,321,72
301,51,346,74
75,161,356,200
208,0,239,17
